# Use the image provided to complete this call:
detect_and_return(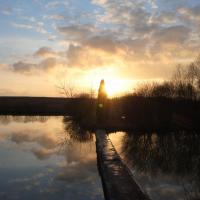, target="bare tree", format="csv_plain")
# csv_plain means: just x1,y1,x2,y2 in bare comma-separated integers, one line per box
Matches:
171,56,200,99
56,80,76,97
172,64,186,85
89,84,96,98
151,81,174,98
134,55,200,100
